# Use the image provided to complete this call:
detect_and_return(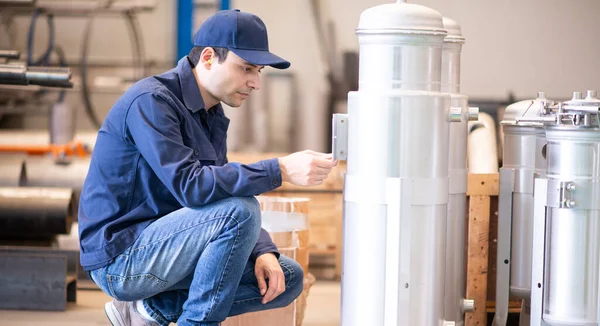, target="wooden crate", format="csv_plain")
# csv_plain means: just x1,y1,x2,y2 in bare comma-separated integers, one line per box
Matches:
228,153,345,280
465,173,496,326
222,273,316,326
465,173,524,325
